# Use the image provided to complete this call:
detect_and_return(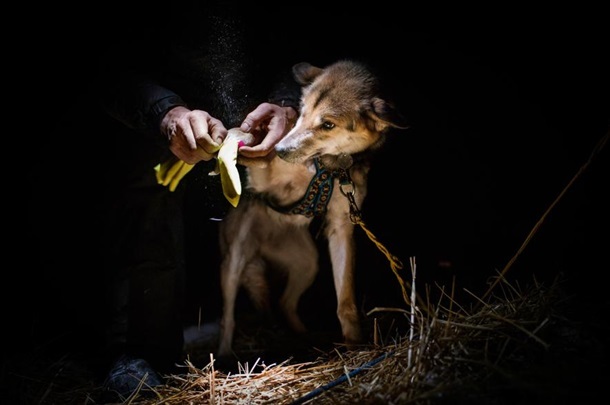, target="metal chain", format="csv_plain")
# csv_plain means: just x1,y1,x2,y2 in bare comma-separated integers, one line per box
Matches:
337,169,362,224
